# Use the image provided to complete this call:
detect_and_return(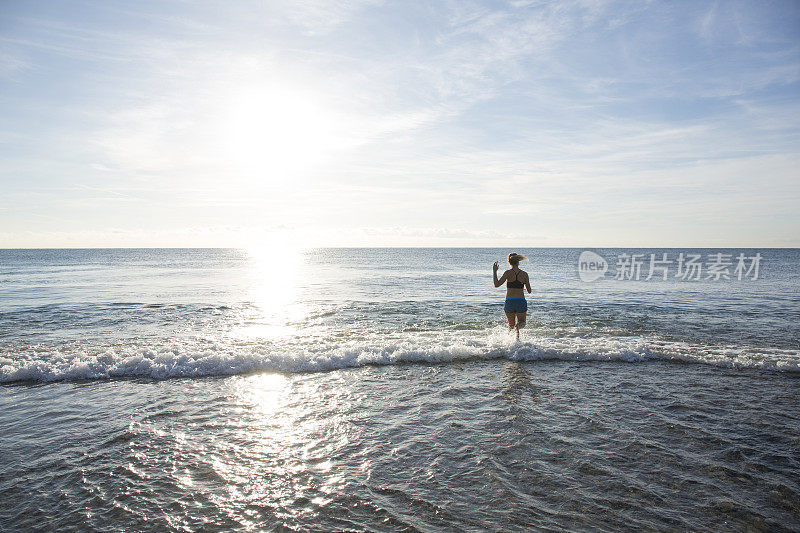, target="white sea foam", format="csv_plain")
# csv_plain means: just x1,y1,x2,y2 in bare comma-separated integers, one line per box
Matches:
2,328,799,383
